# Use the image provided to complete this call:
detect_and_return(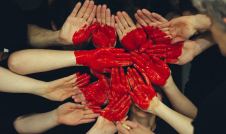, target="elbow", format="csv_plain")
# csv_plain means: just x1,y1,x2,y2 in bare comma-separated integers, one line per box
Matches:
14,117,25,134
8,52,27,75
